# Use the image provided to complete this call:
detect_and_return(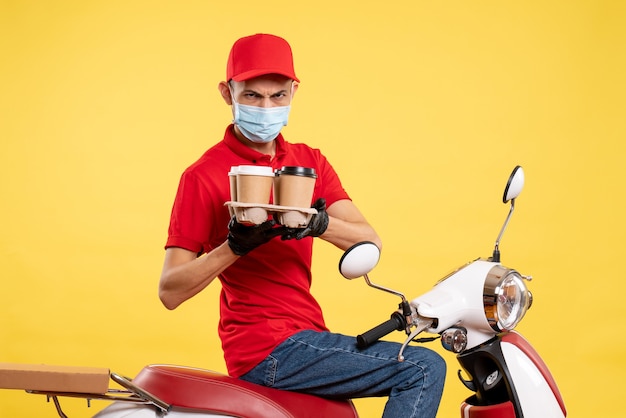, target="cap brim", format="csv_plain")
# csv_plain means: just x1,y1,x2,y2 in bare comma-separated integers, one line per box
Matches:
231,69,300,83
